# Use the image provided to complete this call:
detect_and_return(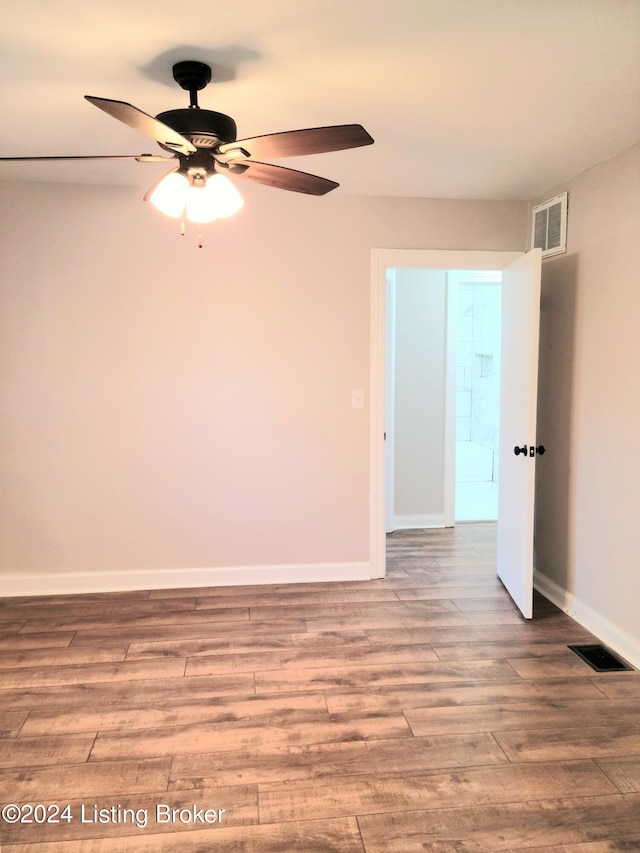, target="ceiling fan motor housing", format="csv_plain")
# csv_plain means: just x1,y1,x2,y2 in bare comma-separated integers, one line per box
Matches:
155,109,237,152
